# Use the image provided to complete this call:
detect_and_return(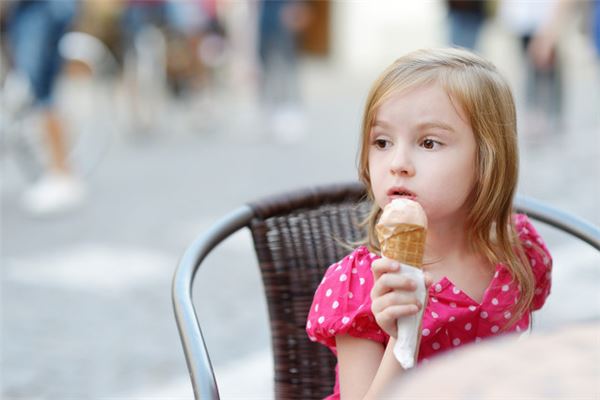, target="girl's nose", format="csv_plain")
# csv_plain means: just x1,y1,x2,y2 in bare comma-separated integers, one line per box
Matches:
389,147,415,177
